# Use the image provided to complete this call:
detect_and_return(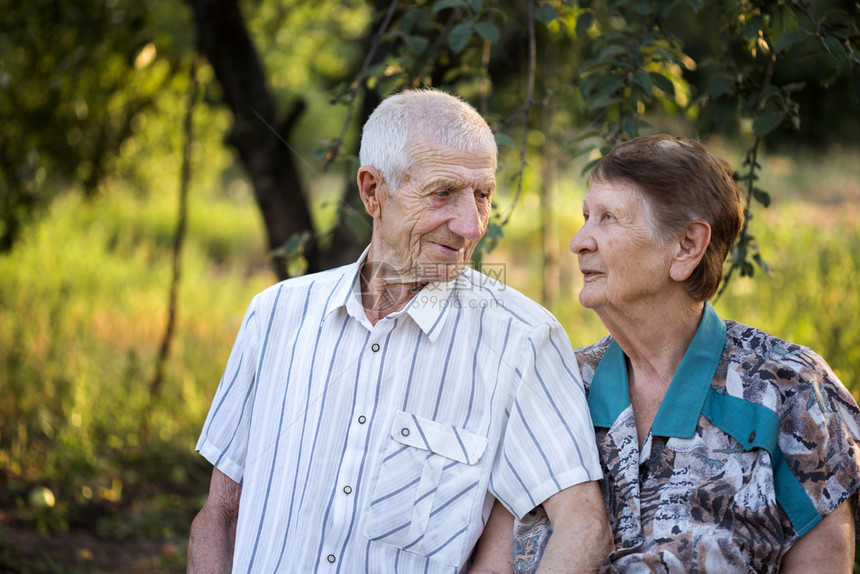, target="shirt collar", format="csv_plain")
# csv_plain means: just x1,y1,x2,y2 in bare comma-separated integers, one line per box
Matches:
322,246,458,343
588,302,727,437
